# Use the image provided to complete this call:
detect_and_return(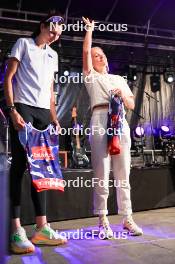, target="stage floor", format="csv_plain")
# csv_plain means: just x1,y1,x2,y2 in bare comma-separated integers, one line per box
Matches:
7,207,175,264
